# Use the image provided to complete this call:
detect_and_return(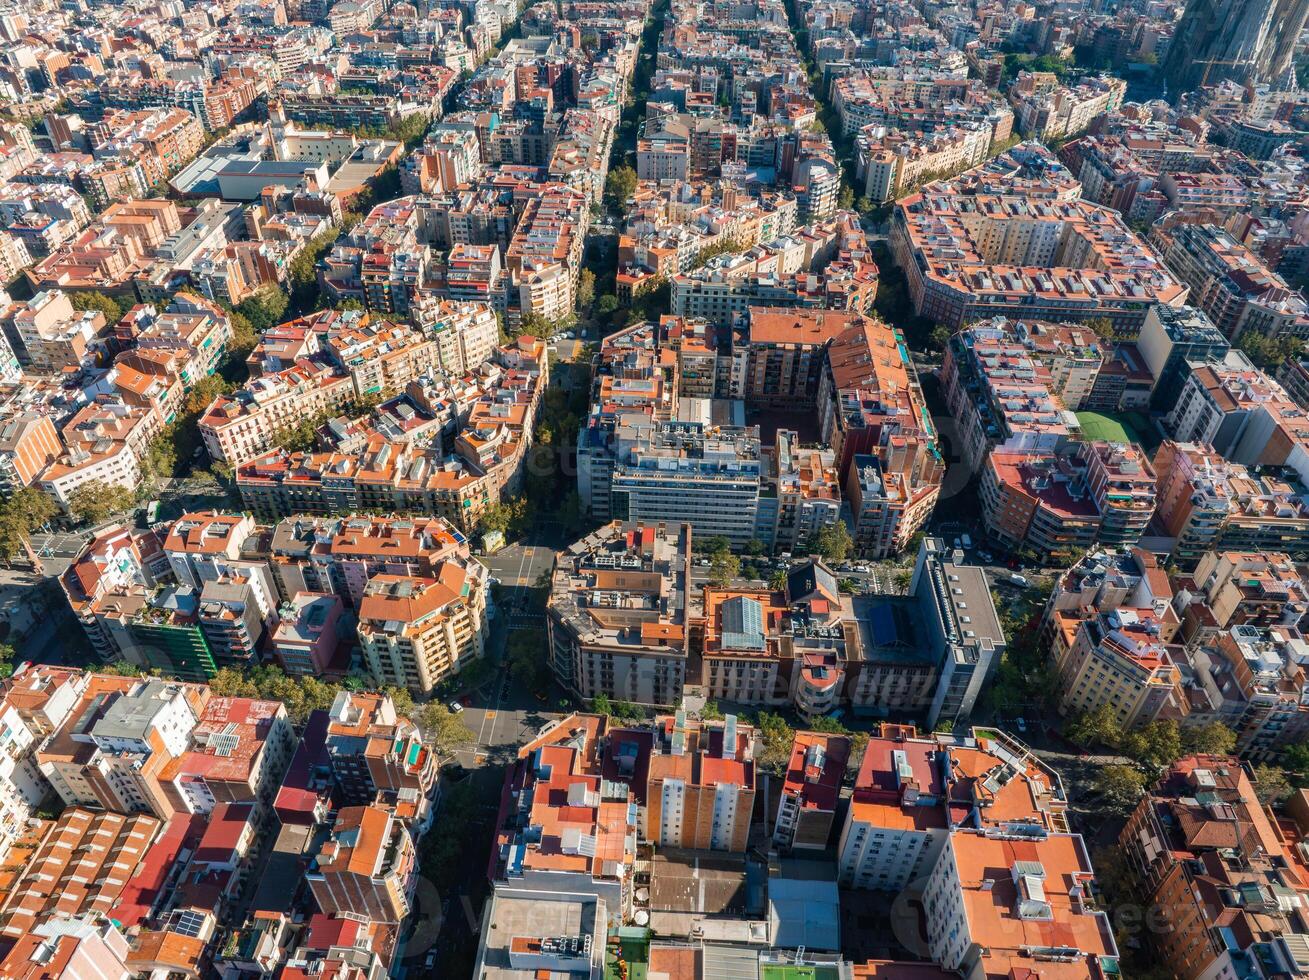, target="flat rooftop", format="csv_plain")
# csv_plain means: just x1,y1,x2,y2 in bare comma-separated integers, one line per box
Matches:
474,890,603,980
